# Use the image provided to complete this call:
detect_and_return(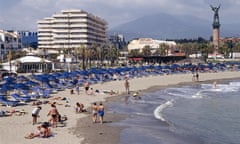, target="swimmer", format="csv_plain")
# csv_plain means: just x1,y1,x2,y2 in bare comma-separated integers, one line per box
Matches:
213,81,217,89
